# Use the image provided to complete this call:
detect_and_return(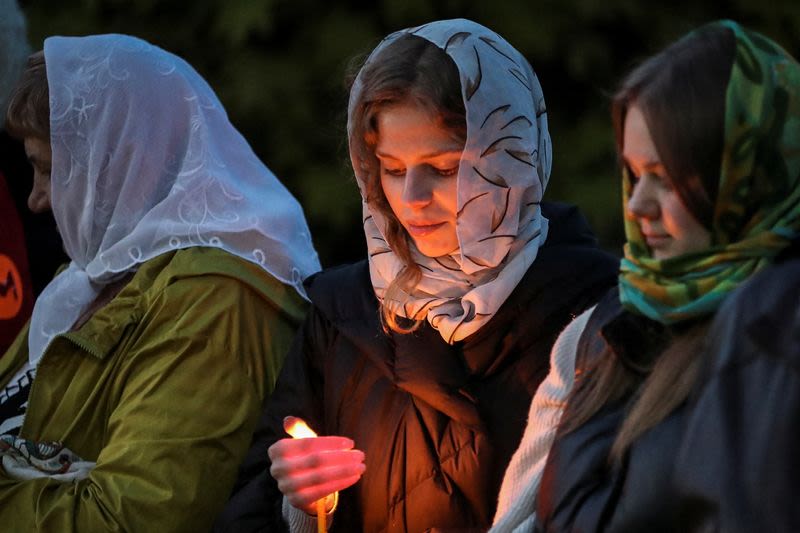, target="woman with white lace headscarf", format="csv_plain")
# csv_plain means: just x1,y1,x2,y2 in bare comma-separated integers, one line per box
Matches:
0,34,320,531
